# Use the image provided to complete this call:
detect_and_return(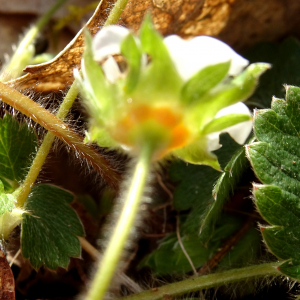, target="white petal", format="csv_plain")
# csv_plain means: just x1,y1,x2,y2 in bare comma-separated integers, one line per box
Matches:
215,102,251,118
102,56,123,83
92,26,129,62
206,102,253,151
163,35,249,81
